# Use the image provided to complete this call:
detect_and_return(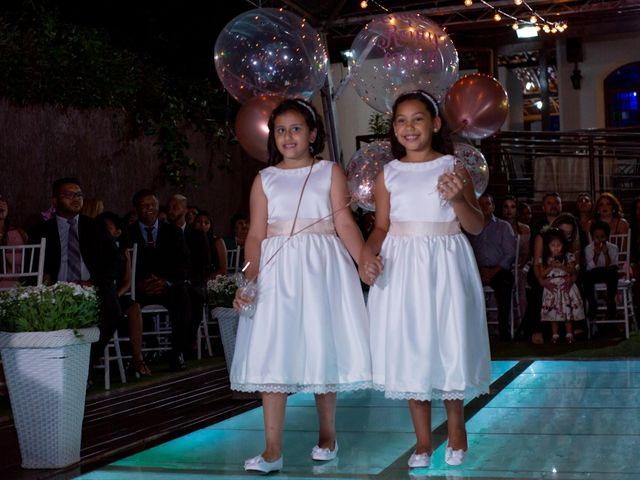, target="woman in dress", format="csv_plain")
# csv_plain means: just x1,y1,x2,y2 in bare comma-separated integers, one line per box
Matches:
232,99,371,473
